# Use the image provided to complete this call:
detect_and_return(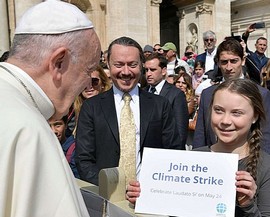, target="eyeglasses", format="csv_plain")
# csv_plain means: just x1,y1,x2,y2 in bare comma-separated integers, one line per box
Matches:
204,38,215,42
154,48,162,52
92,77,100,86
219,58,240,65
